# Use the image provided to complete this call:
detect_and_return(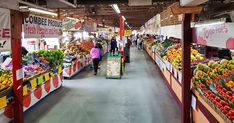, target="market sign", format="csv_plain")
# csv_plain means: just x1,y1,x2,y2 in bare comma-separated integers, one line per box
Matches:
23,15,63,38
194,23,234,49
124,30,132,36
0,8,11,51
84,20,97,32
62,19,82,31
